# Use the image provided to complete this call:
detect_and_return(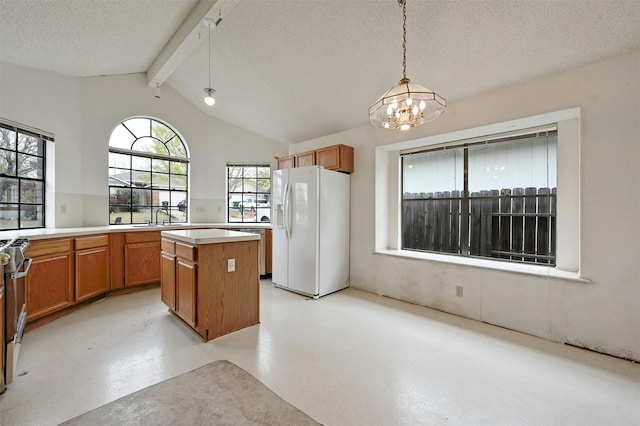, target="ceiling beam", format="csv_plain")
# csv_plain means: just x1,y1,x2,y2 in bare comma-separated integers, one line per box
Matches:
146,0,239,87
